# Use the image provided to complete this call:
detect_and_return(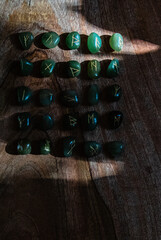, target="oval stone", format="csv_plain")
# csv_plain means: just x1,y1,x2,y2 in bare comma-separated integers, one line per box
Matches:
17,86,32,105
20,59,33,76
18,32,34,50
39,89,54,106
38,114,54,131
40,139,51,155
82,111,98,131
42,32,60,49
17,112,30,130
107,84,122,102
107,141,124,158
63,137,76,157
87,32,102,53
61,90,79,107
66,32,81,50
108,111,123,129
66,61,81,78
107,59,120,78
87,84,99,105
88,60,101,79
84,141,102,157
41,59,55,77
17,139,32,155
109,33,123,52
63,112,79,130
